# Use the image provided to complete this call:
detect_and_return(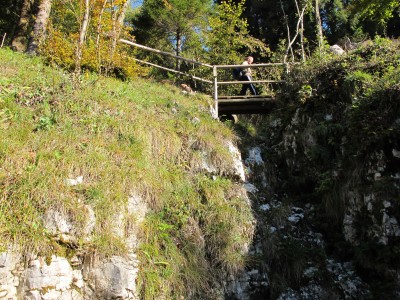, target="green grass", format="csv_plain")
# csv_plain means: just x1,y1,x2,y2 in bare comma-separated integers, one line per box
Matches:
0,48,255,298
